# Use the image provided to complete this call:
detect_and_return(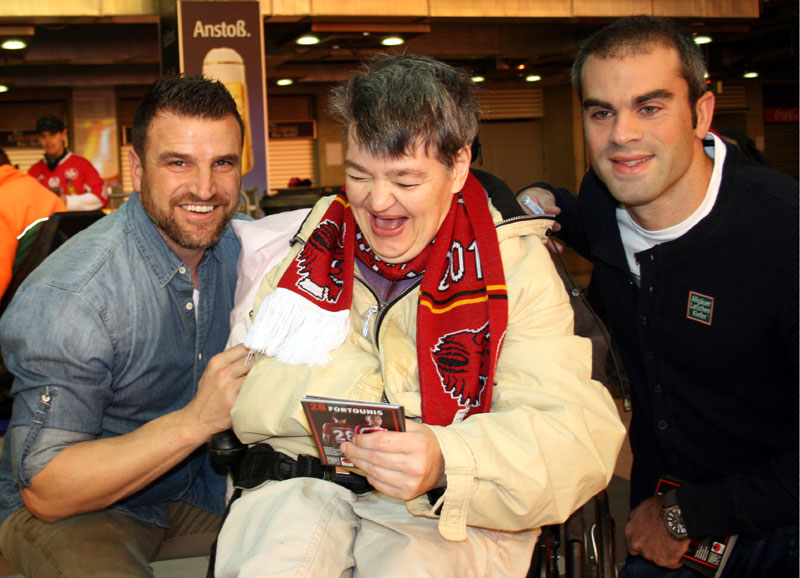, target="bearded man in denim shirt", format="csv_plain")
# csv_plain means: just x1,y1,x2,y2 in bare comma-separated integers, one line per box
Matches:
0,75,252,577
